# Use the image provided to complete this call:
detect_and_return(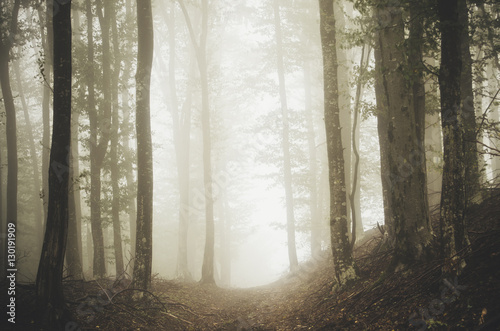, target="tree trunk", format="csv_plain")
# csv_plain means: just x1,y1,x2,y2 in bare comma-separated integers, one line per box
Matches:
438,0,469,274
274,0,298,272
35,1,72,327
87,0,108,278
373,50,393,236
110,1,125,277
424,57,443,209
178,0,216,285
334,1,352,237
459,0,482,204
132,0,154,290
198,1,216,286
121,0,137,274
350,44,370,249
373,3,431,270
487,61,500,183
319,0,357,287
408,0,431,220
166,2,193,281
